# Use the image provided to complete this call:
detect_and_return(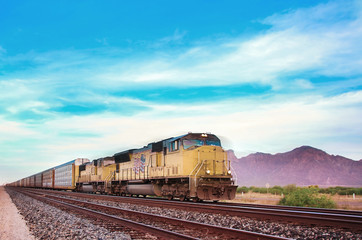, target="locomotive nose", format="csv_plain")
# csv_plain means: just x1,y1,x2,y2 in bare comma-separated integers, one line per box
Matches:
197,145,228,176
